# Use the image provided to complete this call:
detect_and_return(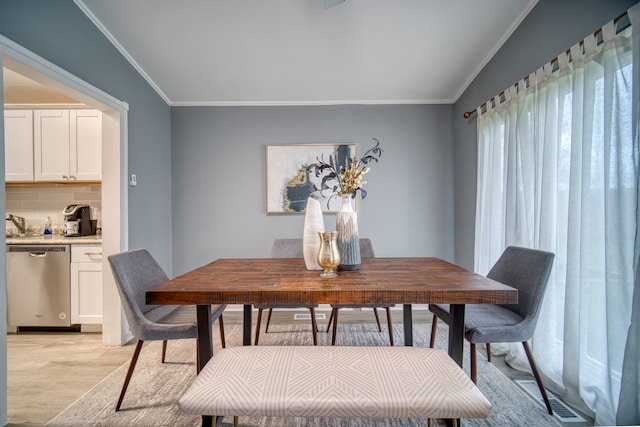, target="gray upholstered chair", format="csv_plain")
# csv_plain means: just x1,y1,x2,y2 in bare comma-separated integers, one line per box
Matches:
428,246,555,415
108,249,226,411
326,238,394,346
254,239,319,345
